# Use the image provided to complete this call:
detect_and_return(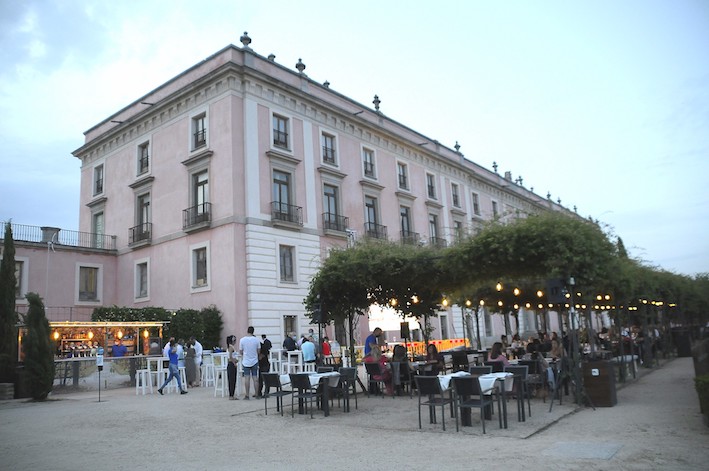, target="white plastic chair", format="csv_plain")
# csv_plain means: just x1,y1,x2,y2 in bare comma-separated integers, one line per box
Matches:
135,368,152,395
201,353,215,388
